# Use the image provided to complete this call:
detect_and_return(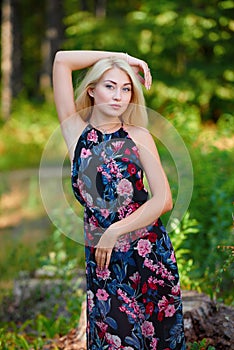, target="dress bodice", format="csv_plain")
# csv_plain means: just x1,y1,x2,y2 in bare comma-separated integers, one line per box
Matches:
71,124,148,228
